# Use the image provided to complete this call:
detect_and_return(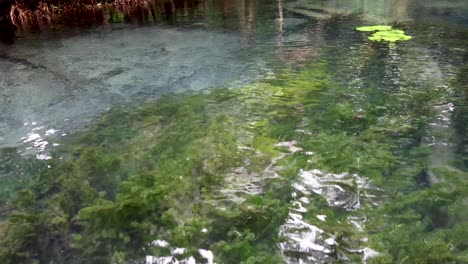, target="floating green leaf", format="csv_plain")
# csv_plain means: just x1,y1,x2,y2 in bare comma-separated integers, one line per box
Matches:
368,29,412,42
356,25,392,32
357,25,412,42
